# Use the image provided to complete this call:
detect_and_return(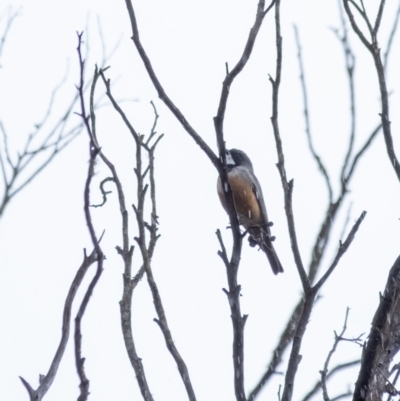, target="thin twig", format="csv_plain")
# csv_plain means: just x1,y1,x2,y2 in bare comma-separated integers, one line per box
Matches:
75,32,106,401
0,21,116,219
343,0,400,182
301,360,360,401
320,308,351,401
315,211,366,291
270,0,309,292
331,0,357,186
383,1,400,72
293,25,333,203
0,6,21,64
90,177,115,208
